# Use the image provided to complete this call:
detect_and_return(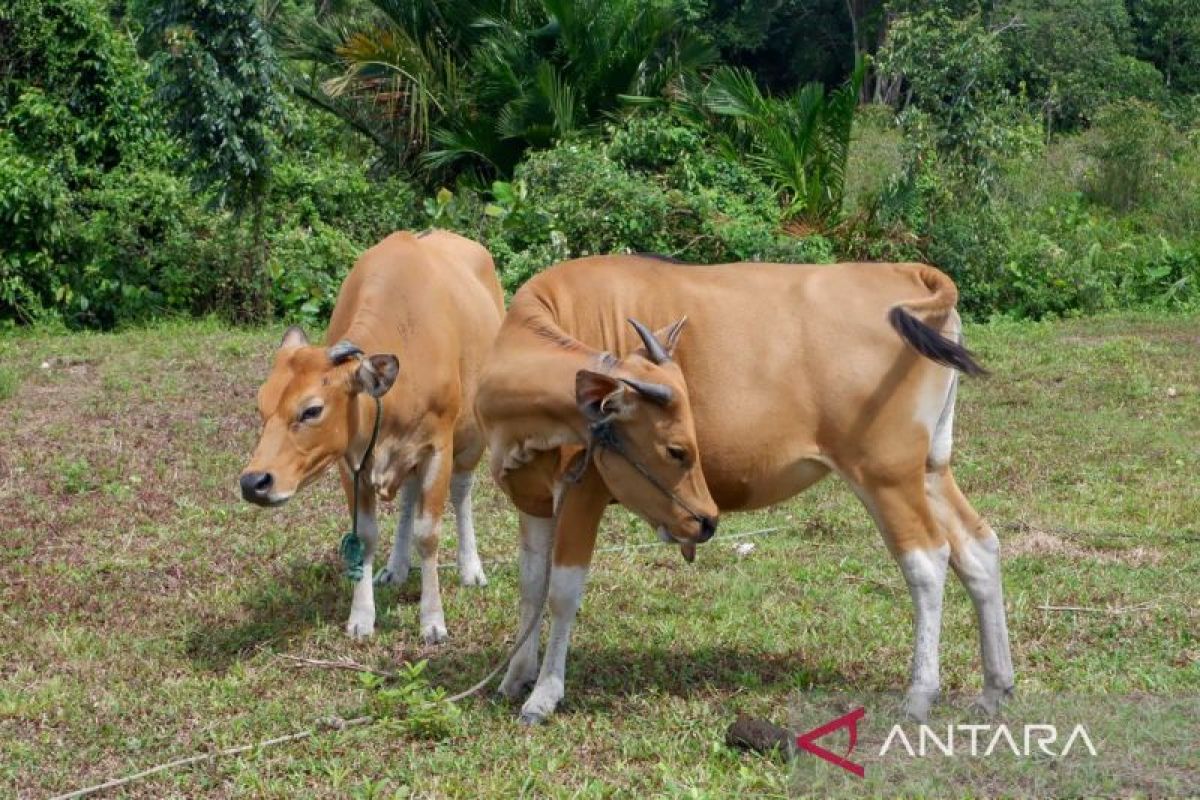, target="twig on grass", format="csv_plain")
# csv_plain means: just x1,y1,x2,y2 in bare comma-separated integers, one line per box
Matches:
1036,601,1156,615
843,573,901,593
278,653,400,680
48,716,374,800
